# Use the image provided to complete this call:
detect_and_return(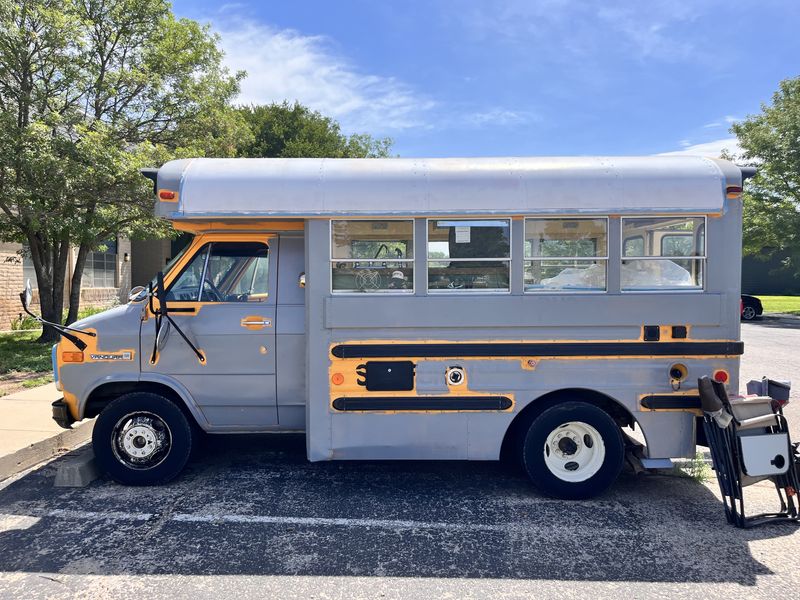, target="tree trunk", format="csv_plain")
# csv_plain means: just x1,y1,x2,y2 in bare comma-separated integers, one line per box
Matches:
65,243,90,326
29,236,70,344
